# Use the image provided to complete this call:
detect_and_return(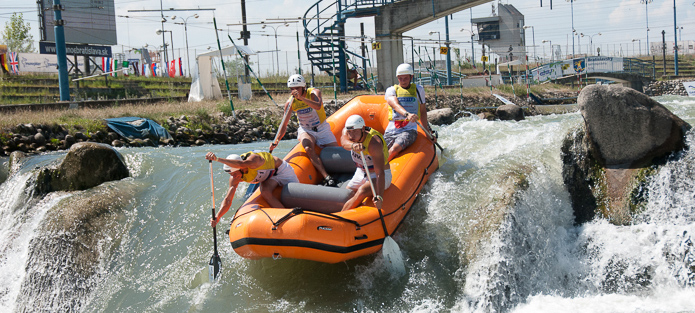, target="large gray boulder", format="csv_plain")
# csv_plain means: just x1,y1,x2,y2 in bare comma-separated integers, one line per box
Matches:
36,142,129,193
428,108,455,125
579,84,690,166
563,85,691,225
496,104,525,121
16,181,138,312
